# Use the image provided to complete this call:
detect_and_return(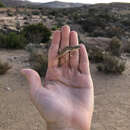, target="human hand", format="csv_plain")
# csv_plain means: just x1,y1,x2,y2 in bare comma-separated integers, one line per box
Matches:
21,25,94,130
